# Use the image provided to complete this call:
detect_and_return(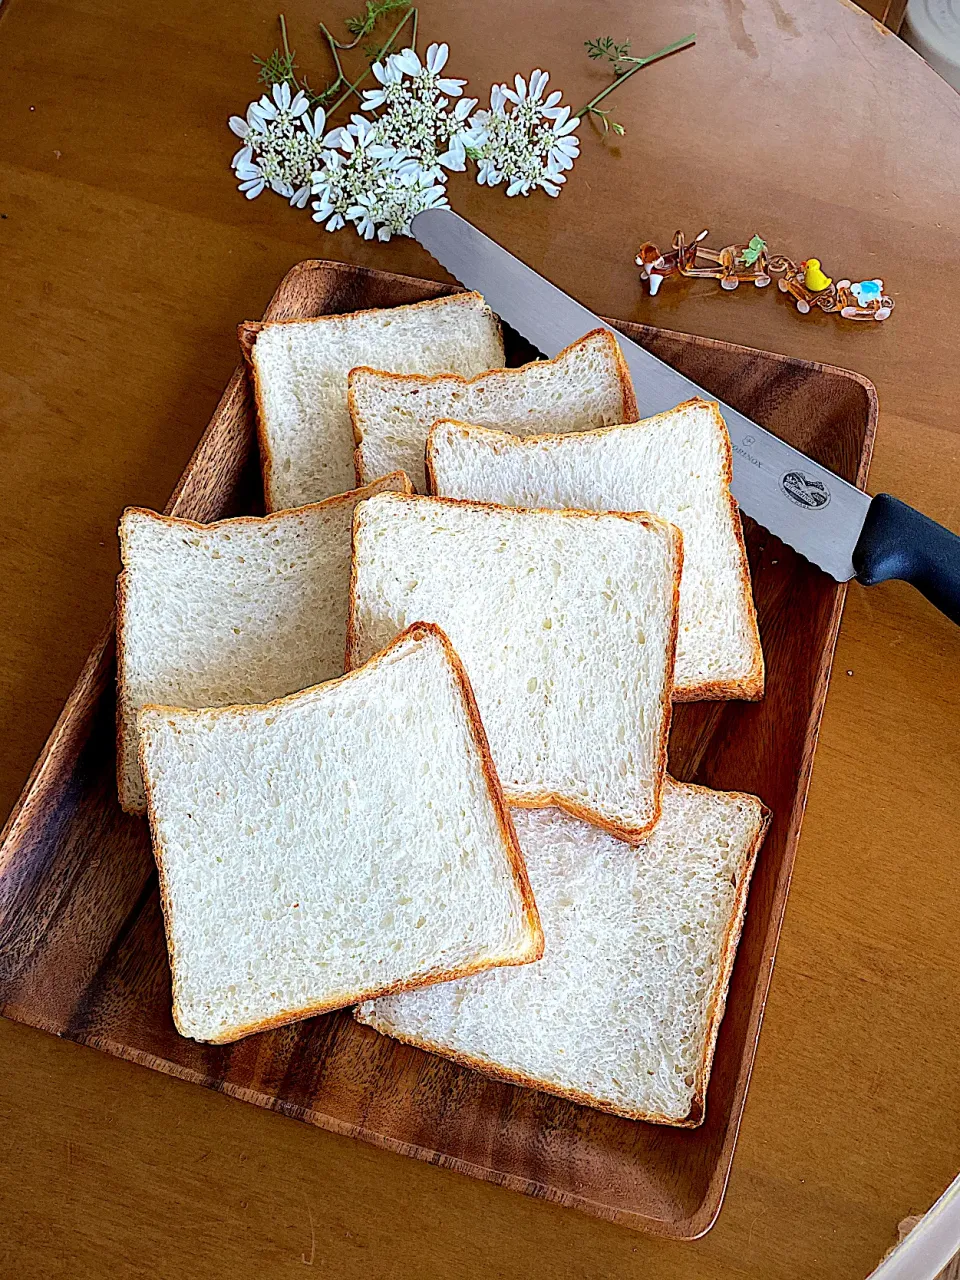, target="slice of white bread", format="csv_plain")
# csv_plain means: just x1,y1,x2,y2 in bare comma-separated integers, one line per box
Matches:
427,399,763,701
348,328,638,493
348,492,682,841
357,778,770,1126
139,623,544,1044
240,292,504,510
116,472,410,814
